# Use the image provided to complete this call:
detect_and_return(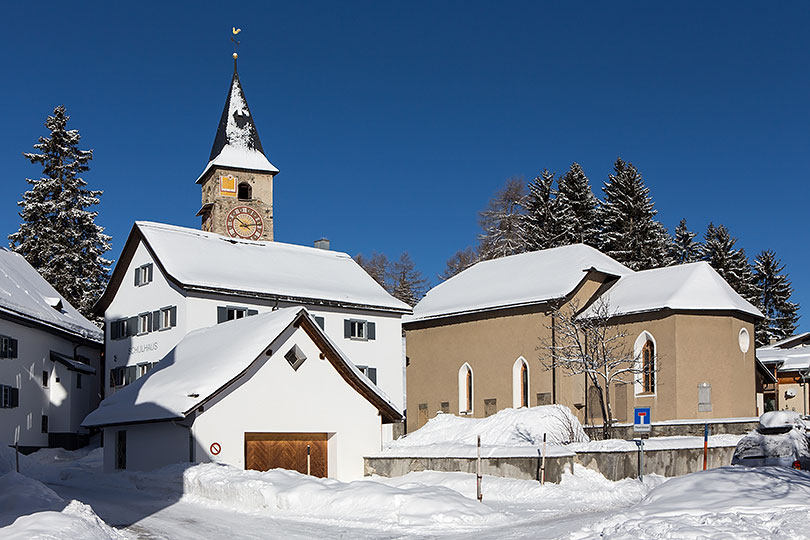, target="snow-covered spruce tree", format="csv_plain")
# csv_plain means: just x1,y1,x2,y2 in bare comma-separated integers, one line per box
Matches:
439,246,478,281
702,223,757,304
753,250,799,346
671,218,703,264
389,252,429,307
598,158,672,270
9,105,111,320
554,162,600,248
522,170,559,251
477,178,527,260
